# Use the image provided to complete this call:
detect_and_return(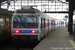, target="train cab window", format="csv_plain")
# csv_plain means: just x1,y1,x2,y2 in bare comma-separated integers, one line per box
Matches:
27,17,38,28
13,16,38,28
13,16,24,28
0,18,5,29
27,17,37,23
